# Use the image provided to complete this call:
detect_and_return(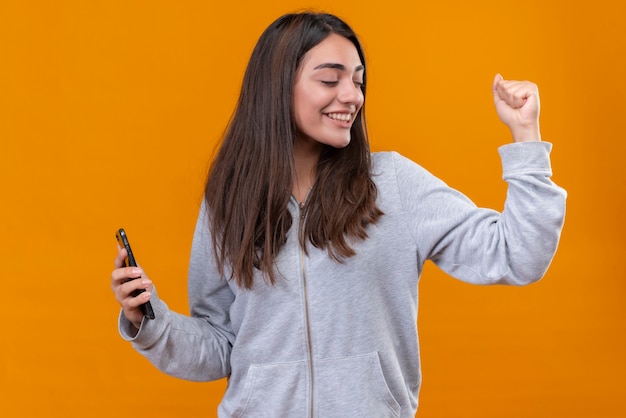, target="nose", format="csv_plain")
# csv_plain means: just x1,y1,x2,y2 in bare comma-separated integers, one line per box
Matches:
337,80,363,106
